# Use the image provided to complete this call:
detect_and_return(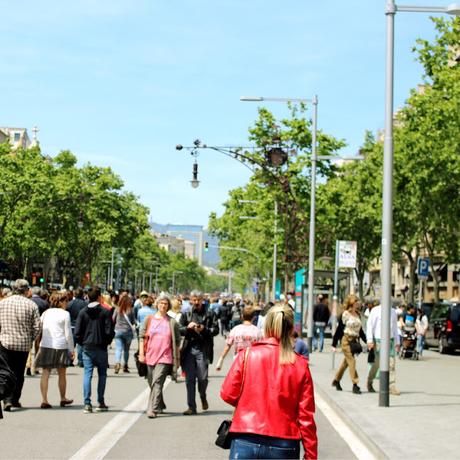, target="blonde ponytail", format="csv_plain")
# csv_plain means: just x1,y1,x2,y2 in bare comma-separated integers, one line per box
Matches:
264,303,295,364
